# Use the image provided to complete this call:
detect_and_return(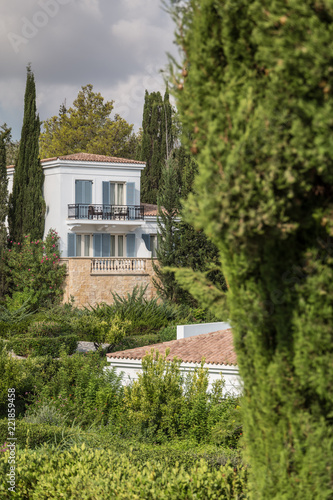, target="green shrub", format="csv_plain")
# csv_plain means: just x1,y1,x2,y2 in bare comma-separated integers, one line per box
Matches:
0,419,81,449
7,334,78,357
89,285,182,335
0,445,248,499
157,325,177,342
123,349,239,444
27,320,71,338
3,229,66,309
71,313,131,349
26,352,124,428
